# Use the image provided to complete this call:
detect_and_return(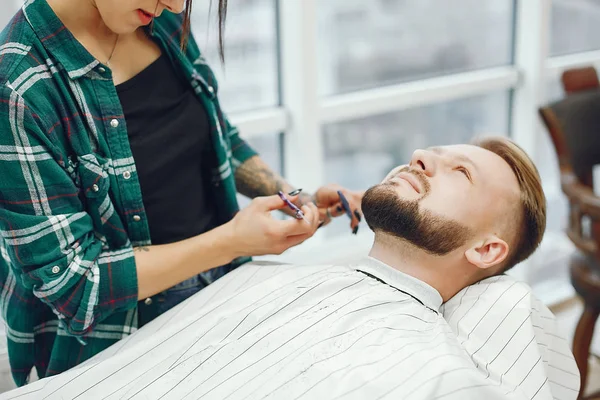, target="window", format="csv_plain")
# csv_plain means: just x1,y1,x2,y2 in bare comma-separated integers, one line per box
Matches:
317,0,514,96
550,0,600,56
523,79,572,292
536,79,567,233
322,91,510,236
190,0,278,113
245,133,283,177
